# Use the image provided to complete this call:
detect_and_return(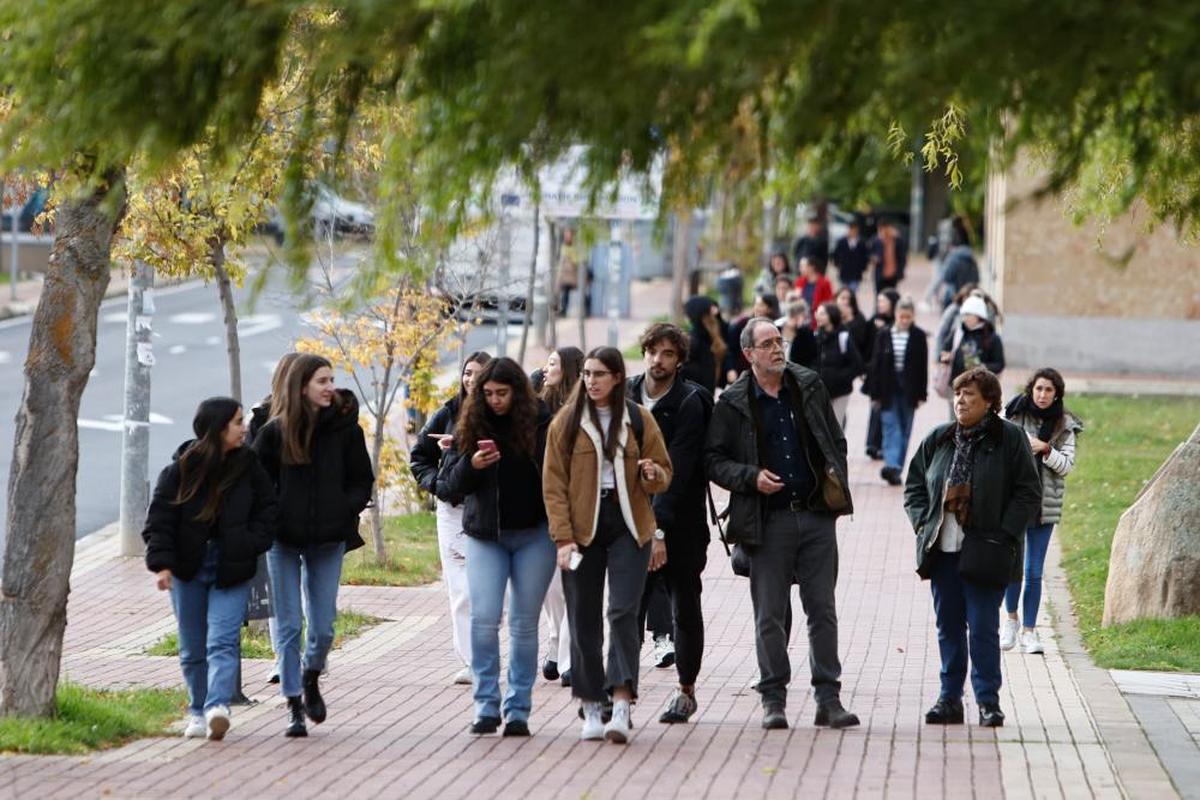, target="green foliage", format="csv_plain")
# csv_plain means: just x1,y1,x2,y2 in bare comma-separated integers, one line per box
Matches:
1057,394,1200,672
0,683,185,755
341,511,441,587
146,609,384,658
